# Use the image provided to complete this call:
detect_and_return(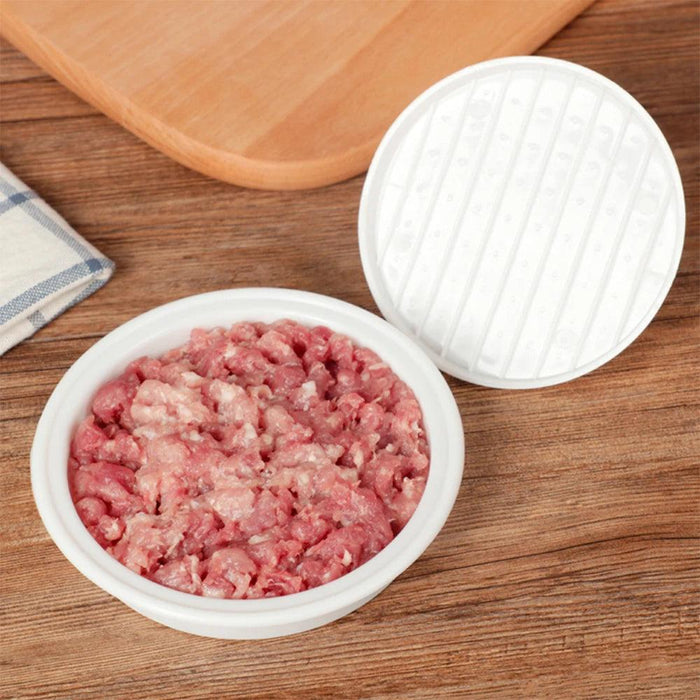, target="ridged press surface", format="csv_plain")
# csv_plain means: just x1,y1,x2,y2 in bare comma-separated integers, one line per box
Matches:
360,57,685,388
